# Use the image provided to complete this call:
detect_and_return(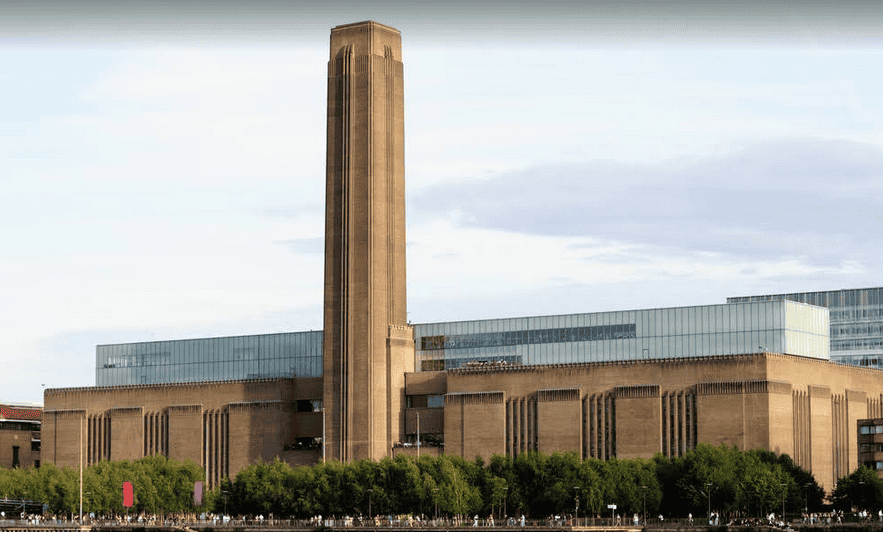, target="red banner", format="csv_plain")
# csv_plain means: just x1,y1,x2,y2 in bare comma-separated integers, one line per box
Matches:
122,481,134,508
